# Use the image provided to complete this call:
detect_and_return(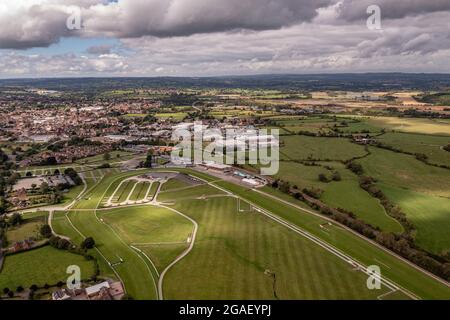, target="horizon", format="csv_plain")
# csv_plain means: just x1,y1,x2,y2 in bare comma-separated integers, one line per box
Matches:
2,71,450,81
